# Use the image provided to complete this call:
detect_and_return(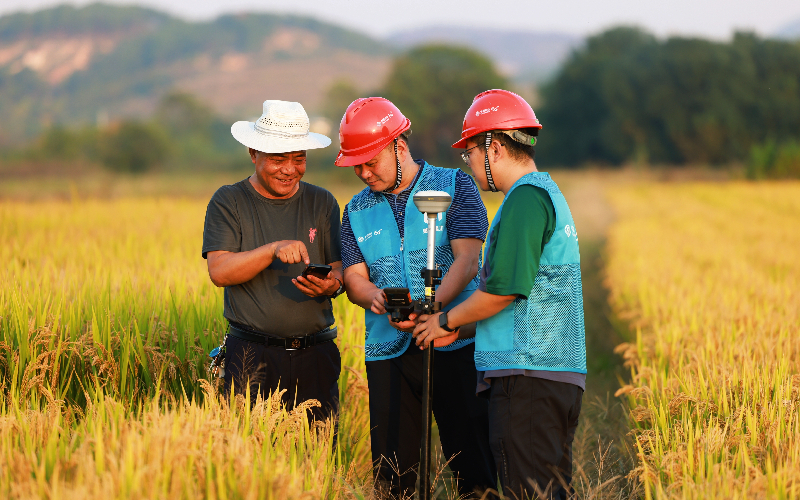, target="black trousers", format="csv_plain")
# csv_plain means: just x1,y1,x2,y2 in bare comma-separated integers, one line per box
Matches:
223,335,341,421
366,342,497,498
488,376,583,500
